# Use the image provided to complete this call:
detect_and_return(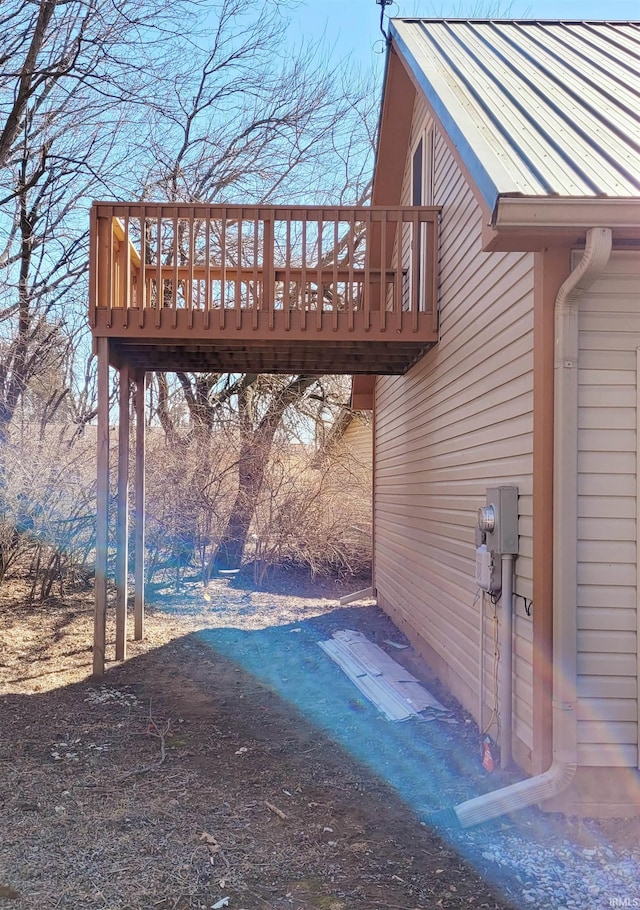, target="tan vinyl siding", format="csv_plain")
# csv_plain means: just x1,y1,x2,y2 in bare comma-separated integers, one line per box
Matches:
341,416,373,473
577,250,640,769
374,98,535,765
